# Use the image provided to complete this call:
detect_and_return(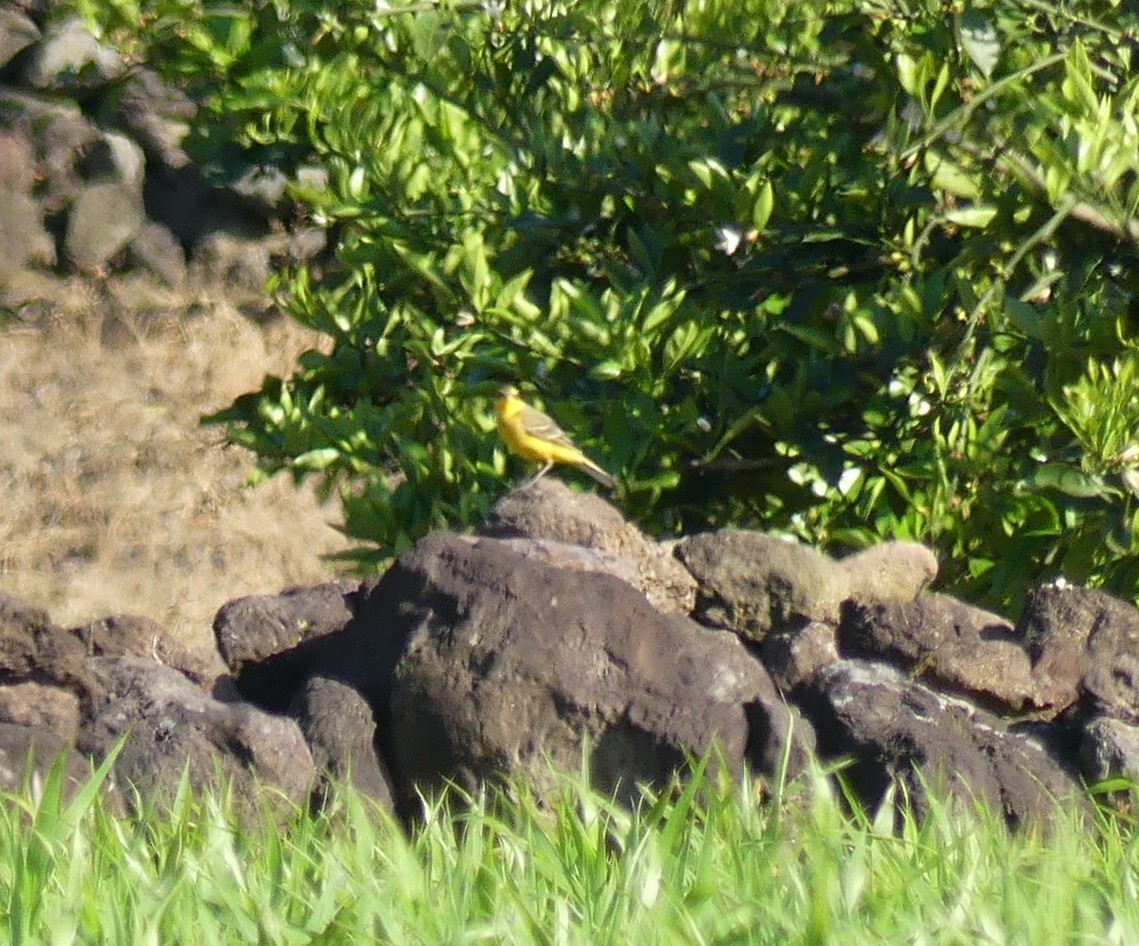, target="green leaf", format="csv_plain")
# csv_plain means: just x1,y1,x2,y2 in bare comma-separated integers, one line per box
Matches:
592,360,624,380
943,206,997,228
896,52,926,99
925,152,982,200
1031,463,1114,499
752,180,774,231
957,10,1001,80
